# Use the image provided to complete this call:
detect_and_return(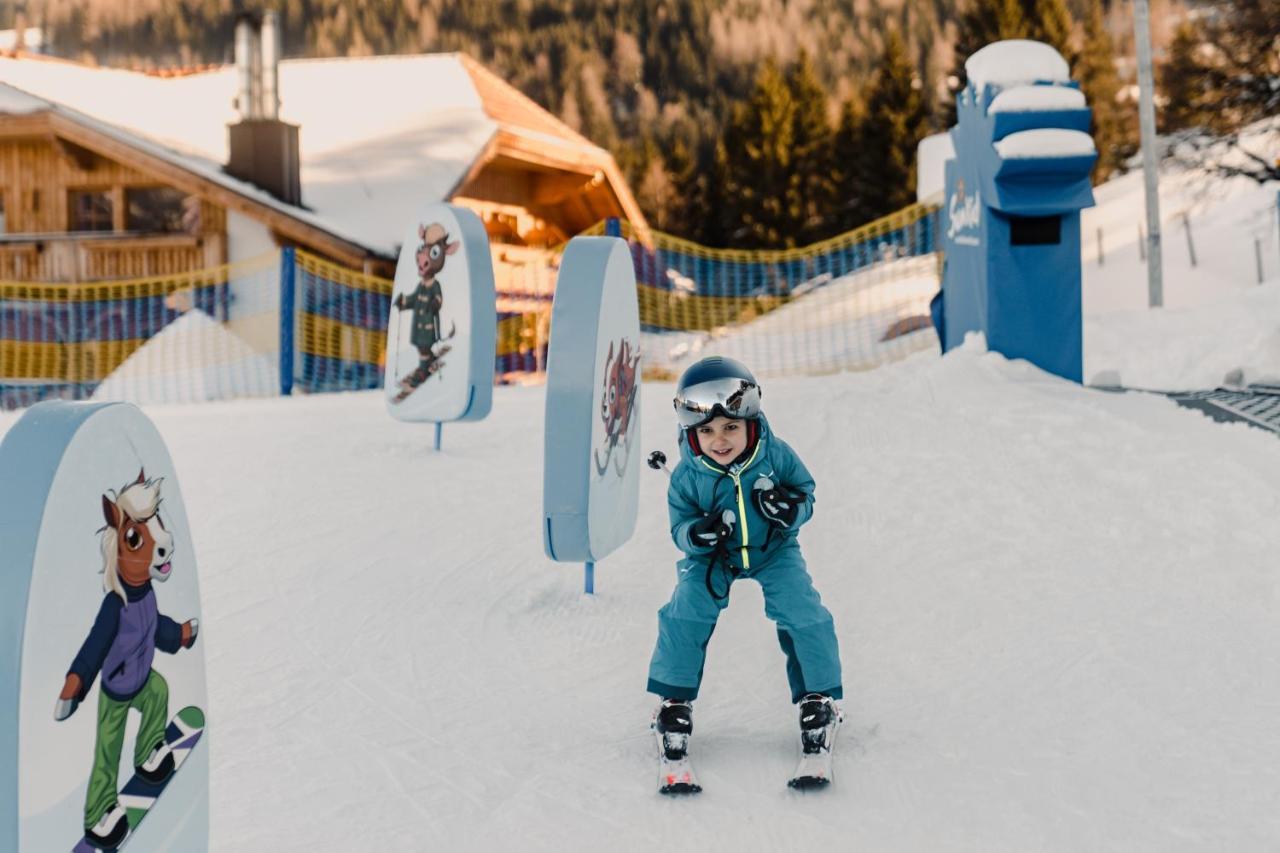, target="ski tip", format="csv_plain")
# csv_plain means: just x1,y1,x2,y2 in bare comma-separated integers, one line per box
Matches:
787,775,830,791
659,781,703,795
